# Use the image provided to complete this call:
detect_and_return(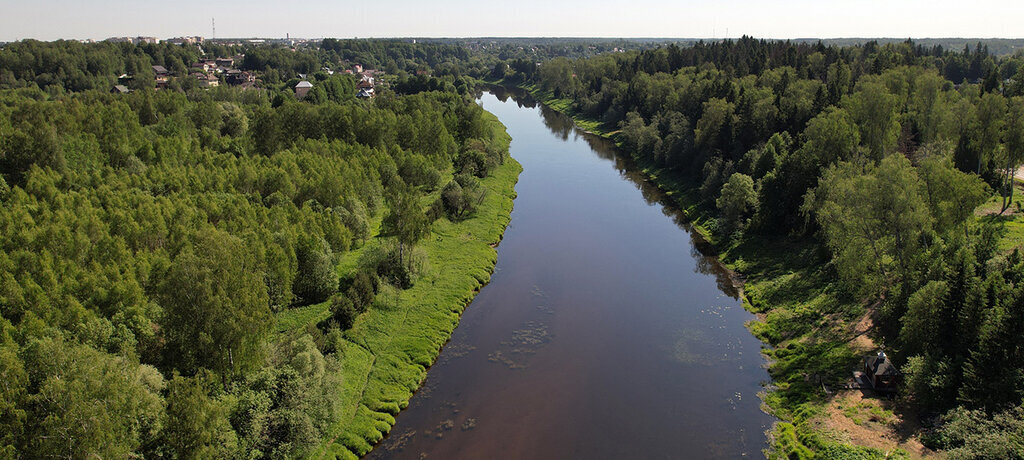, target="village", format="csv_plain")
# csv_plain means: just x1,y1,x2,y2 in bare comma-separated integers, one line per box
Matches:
108,36,380,99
